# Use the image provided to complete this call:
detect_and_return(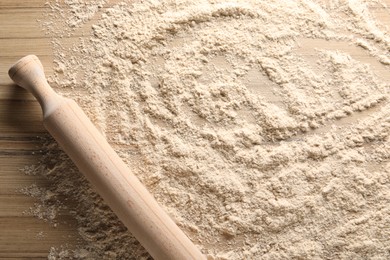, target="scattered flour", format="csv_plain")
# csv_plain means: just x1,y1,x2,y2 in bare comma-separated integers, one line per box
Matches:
24,0,390,259
20,183,59,223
